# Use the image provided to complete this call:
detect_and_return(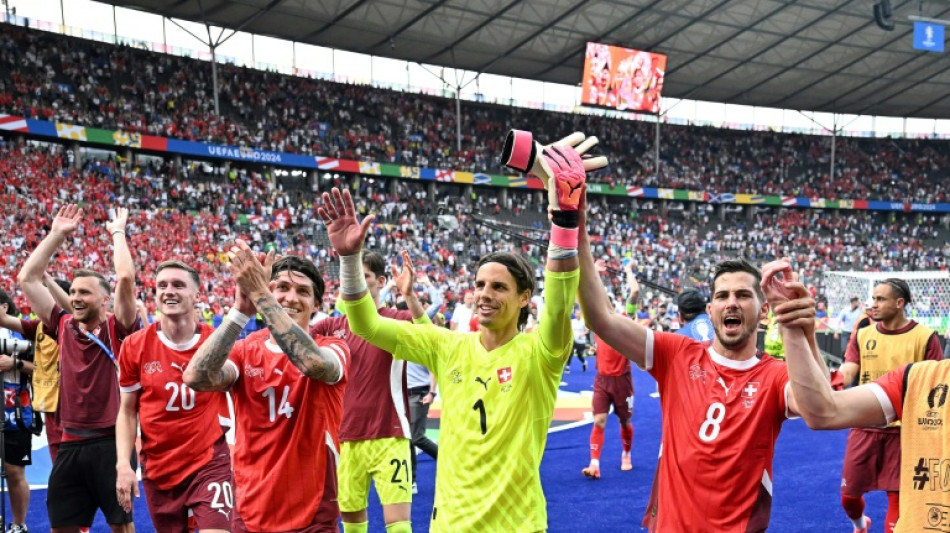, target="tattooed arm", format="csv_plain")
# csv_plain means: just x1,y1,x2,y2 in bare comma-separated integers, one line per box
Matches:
252,291,343,383
183,315,242,391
